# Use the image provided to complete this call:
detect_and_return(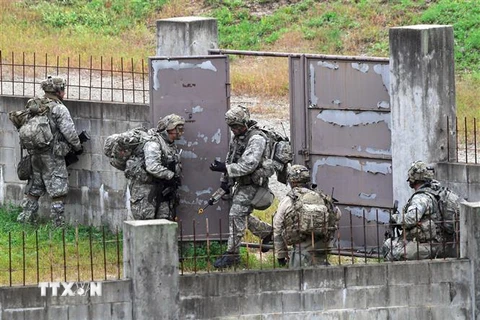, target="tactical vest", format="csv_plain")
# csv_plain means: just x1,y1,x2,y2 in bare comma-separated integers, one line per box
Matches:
403,185,443,242
226,124,271,186
282,187,338,246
